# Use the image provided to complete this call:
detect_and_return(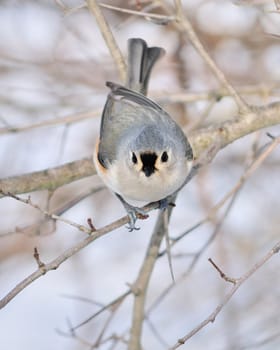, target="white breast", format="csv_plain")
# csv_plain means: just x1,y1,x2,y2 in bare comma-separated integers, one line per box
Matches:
99,159,192,203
